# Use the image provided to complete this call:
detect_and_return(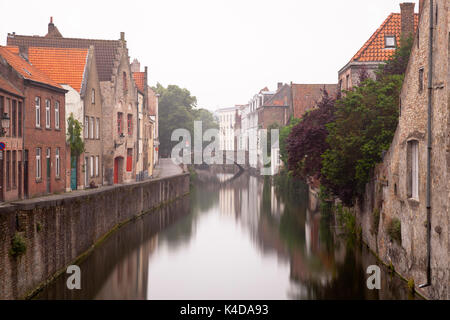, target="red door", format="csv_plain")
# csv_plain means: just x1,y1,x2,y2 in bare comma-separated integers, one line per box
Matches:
114,158,119,184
